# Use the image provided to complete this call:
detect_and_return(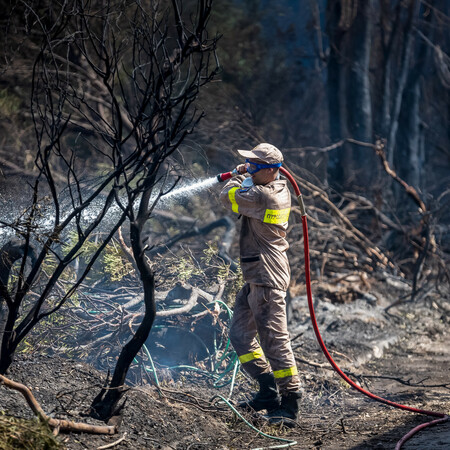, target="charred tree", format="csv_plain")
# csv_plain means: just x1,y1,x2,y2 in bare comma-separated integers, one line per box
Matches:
345,0,374,186
395,2,433,193
326,0,348,187
0,240,37,373
326,0,374,189
386,0,419,166
0,0,218,423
